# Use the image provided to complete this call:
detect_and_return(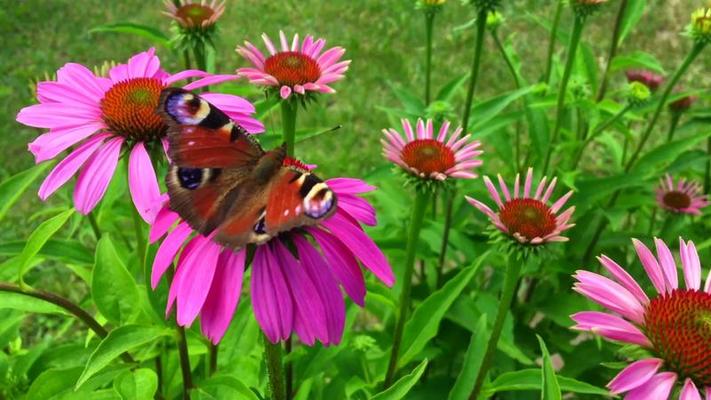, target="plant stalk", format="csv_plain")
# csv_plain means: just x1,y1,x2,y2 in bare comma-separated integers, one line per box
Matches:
209,343,218,376
87,212,102,240
461,8,488,131
666,112,681,143
424,11,435,105
281,101,298,156
469,257,523,400
384,190,431,387
286,337,293,399
435,188,455,289
542,15,586,175
264,336,286,400
491,30,524,171
705,137,711,194
570,104,632,170
176,324,193,399
543,0,565,86
596,0,628,101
